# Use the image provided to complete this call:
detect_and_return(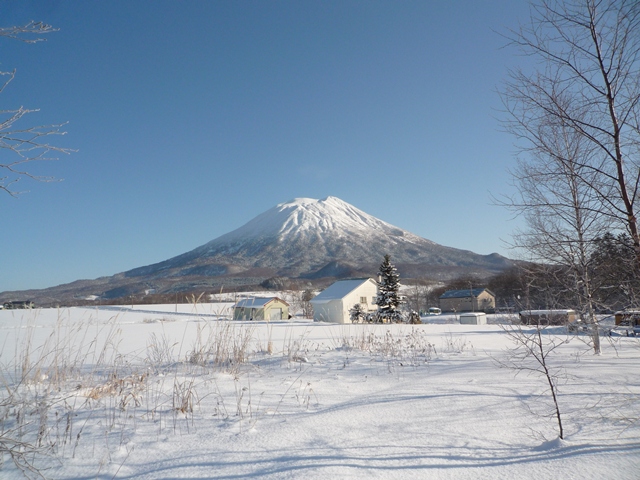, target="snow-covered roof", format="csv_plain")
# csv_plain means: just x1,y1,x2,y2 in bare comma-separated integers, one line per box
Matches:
311,278,375,303
439,288,492,299
235,297,288,309
519,309,575,315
